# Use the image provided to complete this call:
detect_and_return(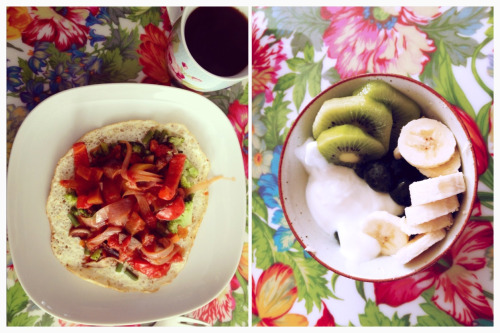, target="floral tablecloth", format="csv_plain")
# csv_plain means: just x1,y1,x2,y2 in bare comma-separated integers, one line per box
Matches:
251,7,493,326
6,7,248,327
